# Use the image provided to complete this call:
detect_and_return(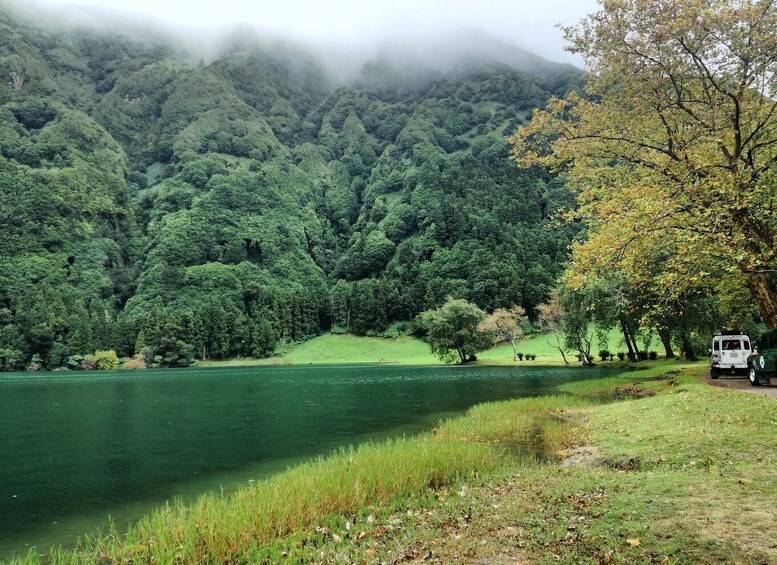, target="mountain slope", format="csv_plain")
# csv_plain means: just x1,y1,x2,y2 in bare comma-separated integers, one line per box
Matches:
0,6,582,369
